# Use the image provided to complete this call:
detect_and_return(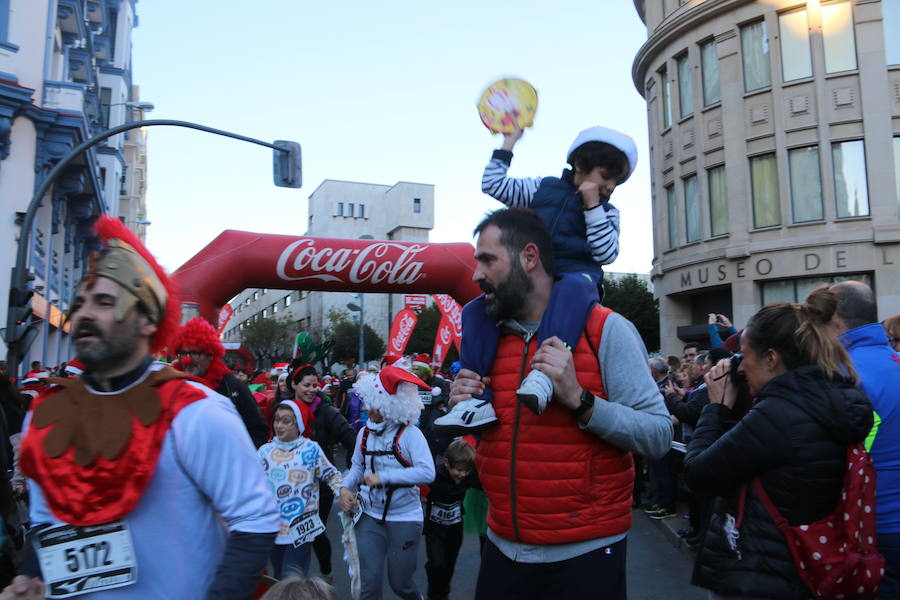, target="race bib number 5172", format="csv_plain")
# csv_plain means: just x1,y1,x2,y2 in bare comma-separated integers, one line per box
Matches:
37,521,137,598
